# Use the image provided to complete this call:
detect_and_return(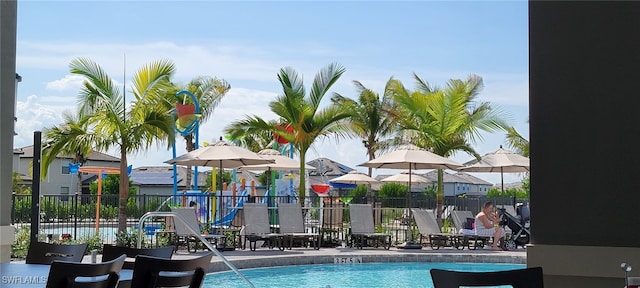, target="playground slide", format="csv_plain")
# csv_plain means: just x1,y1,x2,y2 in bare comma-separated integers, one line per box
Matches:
211,189,250,227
